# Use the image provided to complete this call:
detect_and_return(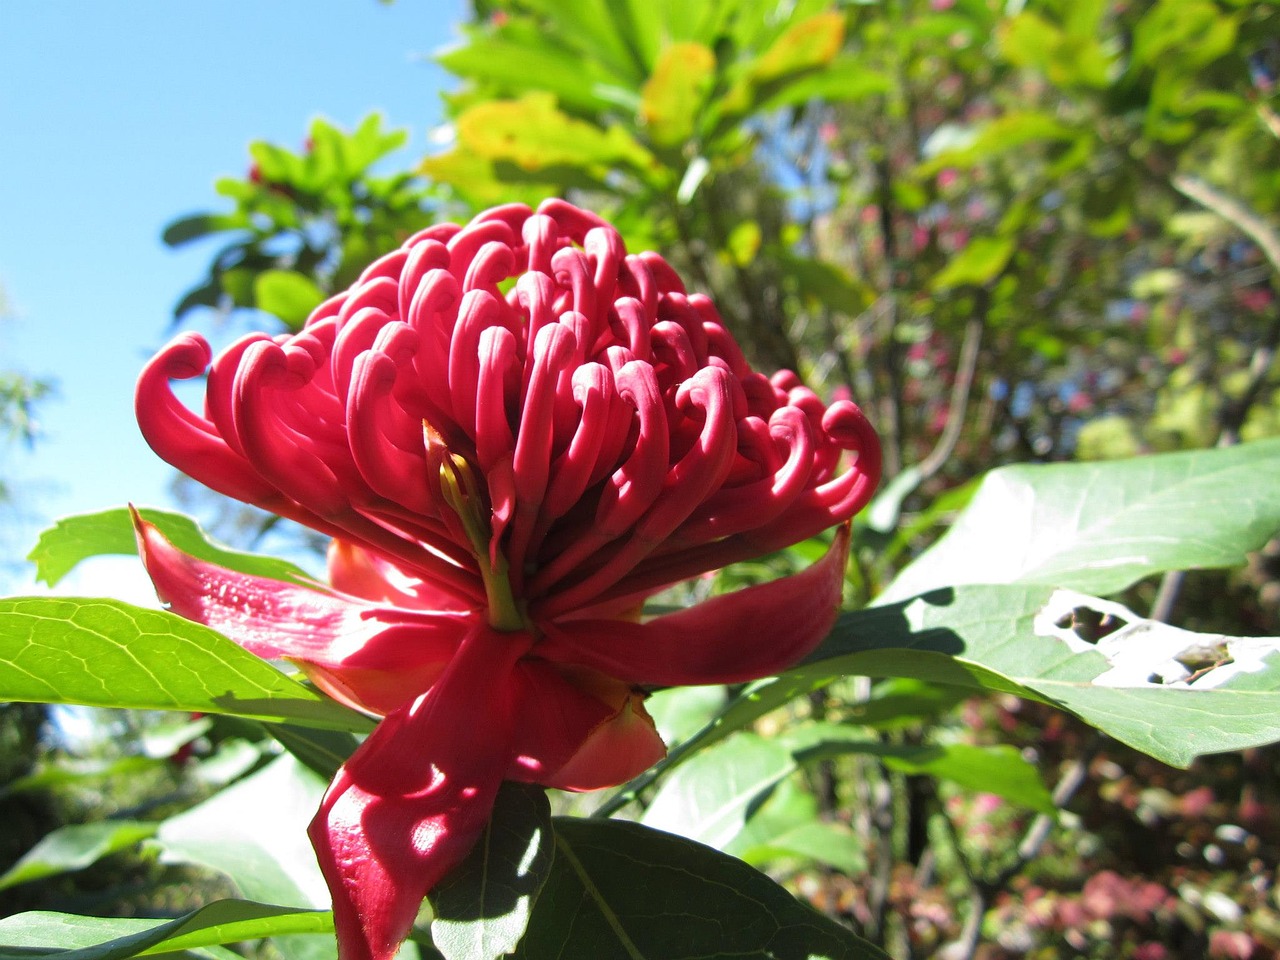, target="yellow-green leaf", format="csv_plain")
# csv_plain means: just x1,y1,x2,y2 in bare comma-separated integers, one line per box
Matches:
749,12,846,84
456,93,655,175
640,42,717,148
